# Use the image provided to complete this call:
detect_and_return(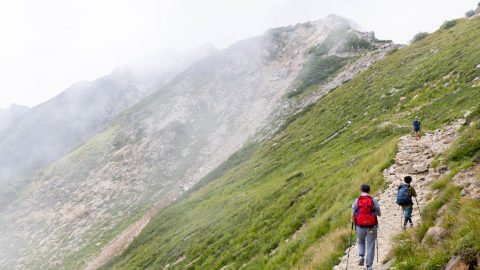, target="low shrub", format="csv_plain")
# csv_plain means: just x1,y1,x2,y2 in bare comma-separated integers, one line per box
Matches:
410,32,429,43
343,35,372,51
387,47,399,55
441,20,457,30
289,55,351,98
465,10,475,18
